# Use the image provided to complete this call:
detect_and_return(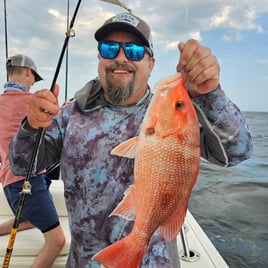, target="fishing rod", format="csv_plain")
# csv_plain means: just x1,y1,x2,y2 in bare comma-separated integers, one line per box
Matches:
65,0,70,101
4,0,8,81
2,0,82,267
